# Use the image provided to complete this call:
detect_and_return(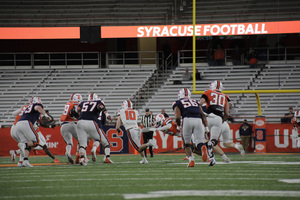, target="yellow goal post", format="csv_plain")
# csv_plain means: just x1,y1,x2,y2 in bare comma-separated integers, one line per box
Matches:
192,89,300,116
